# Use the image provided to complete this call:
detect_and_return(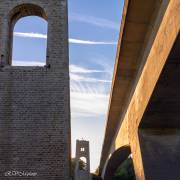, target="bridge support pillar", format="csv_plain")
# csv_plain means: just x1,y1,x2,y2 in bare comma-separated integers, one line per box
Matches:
138,129,180,180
